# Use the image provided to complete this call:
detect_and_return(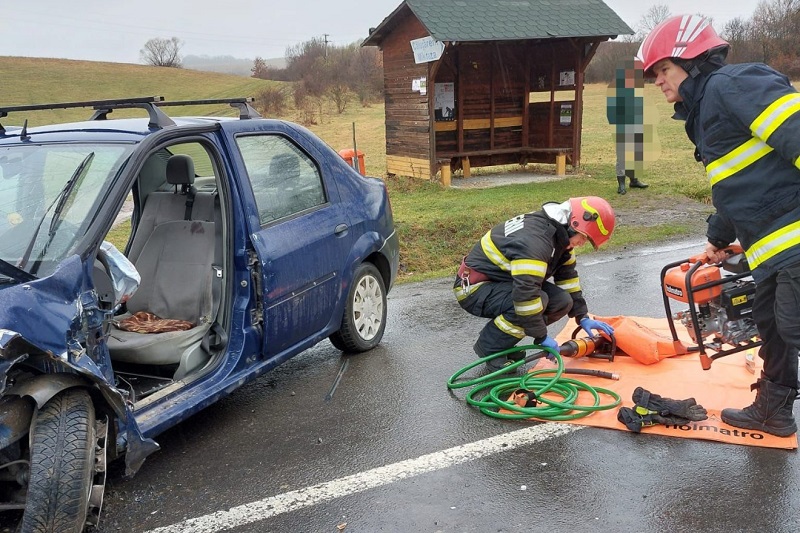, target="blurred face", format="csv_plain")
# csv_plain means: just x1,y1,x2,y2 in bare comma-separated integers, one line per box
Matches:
653,58,689,103
568,232,589,250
